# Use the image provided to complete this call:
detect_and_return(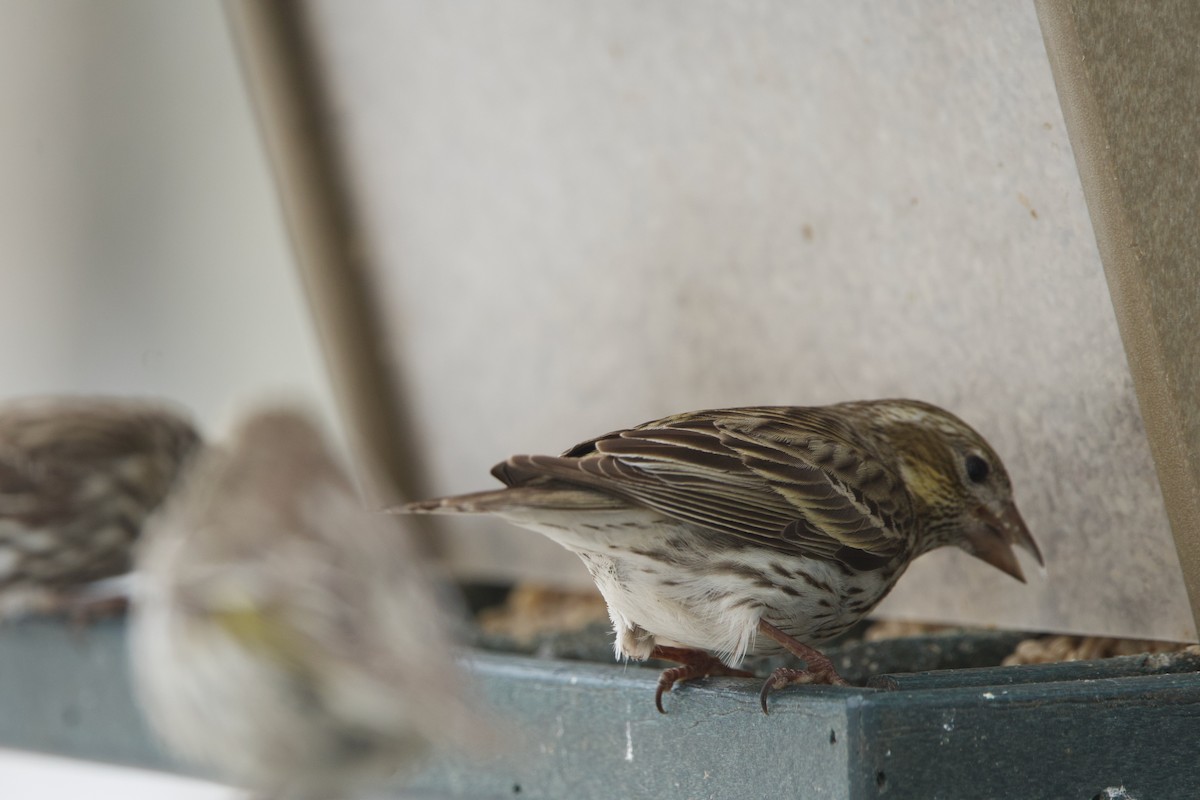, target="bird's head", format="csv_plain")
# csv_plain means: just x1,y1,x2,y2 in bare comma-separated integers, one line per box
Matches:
870,400,1042,582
